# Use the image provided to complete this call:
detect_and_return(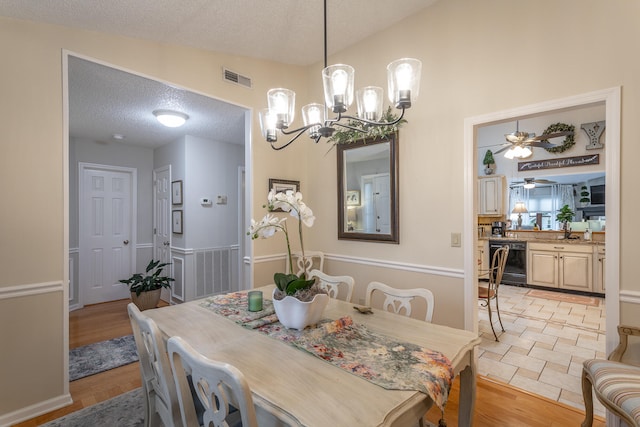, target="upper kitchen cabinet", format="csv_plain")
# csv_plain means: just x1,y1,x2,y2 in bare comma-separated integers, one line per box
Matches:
478,175,506,216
